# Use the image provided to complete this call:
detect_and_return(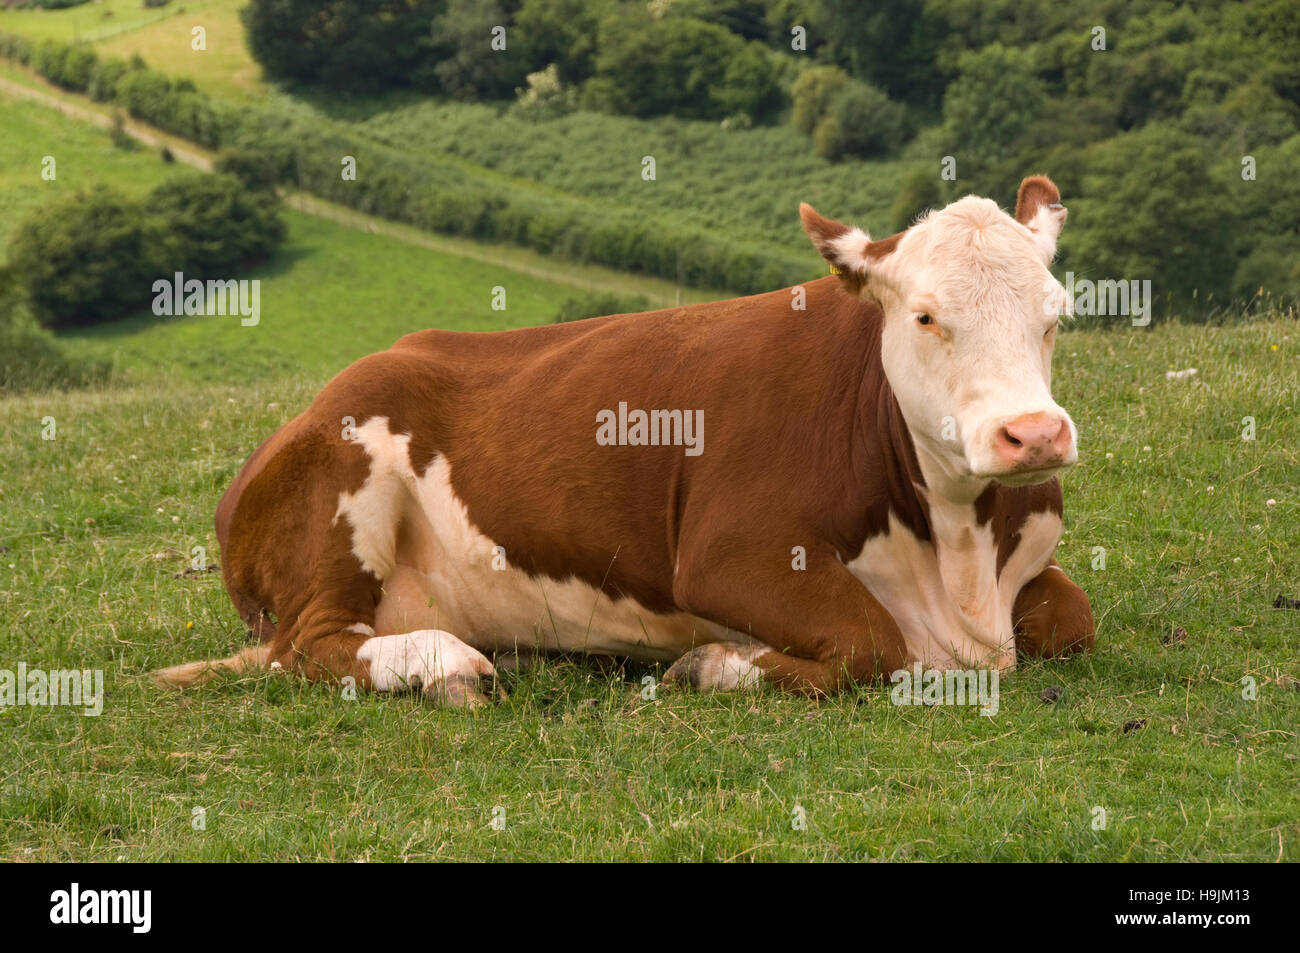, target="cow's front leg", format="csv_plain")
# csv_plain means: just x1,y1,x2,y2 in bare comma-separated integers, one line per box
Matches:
1013,560,1095,658
665,545,909,697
